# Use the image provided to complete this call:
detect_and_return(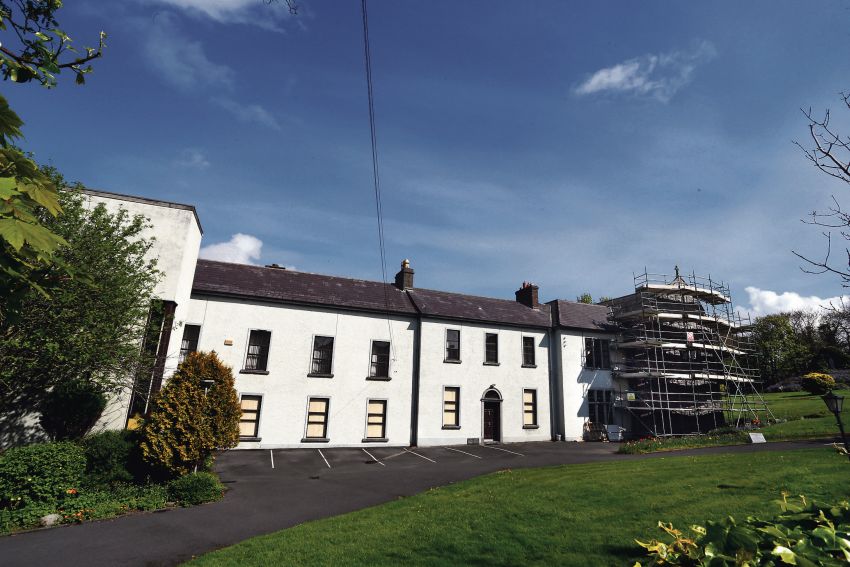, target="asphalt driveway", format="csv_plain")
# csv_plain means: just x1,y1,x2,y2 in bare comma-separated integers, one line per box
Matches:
0,439,834,567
